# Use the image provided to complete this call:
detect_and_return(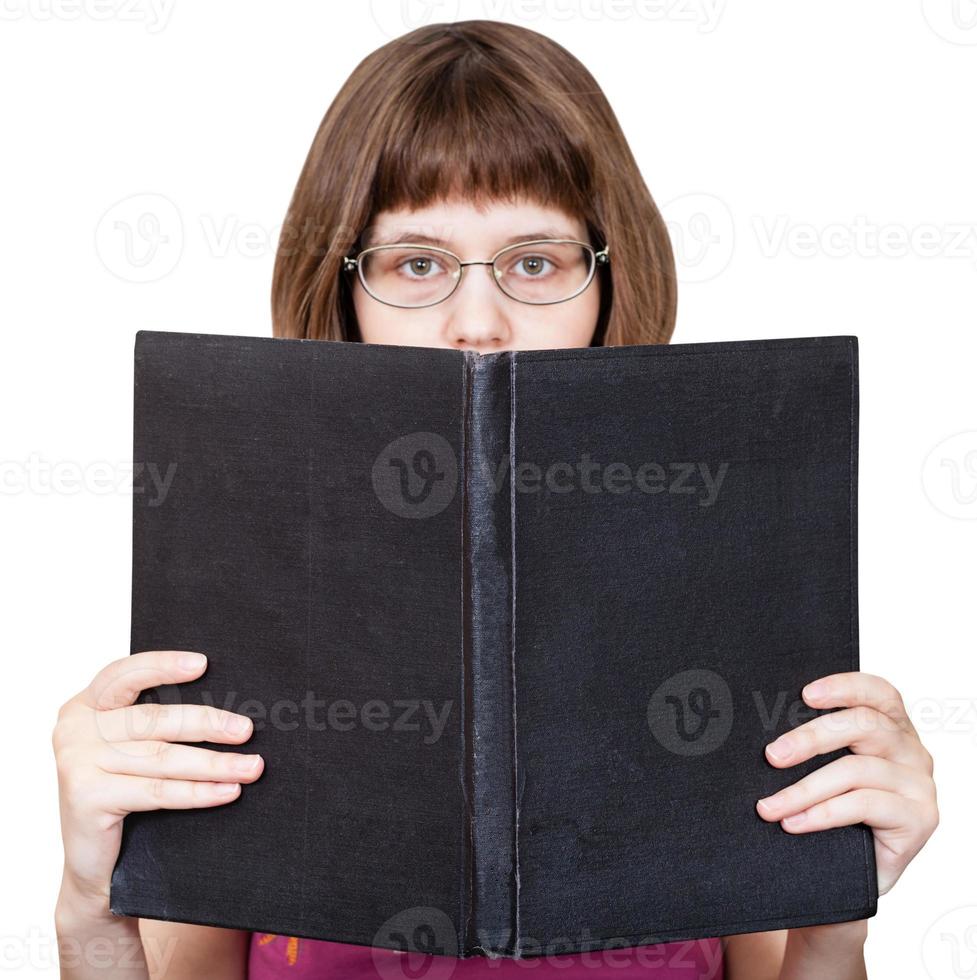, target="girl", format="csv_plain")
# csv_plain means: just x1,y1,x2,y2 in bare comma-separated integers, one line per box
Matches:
53,20,939,979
